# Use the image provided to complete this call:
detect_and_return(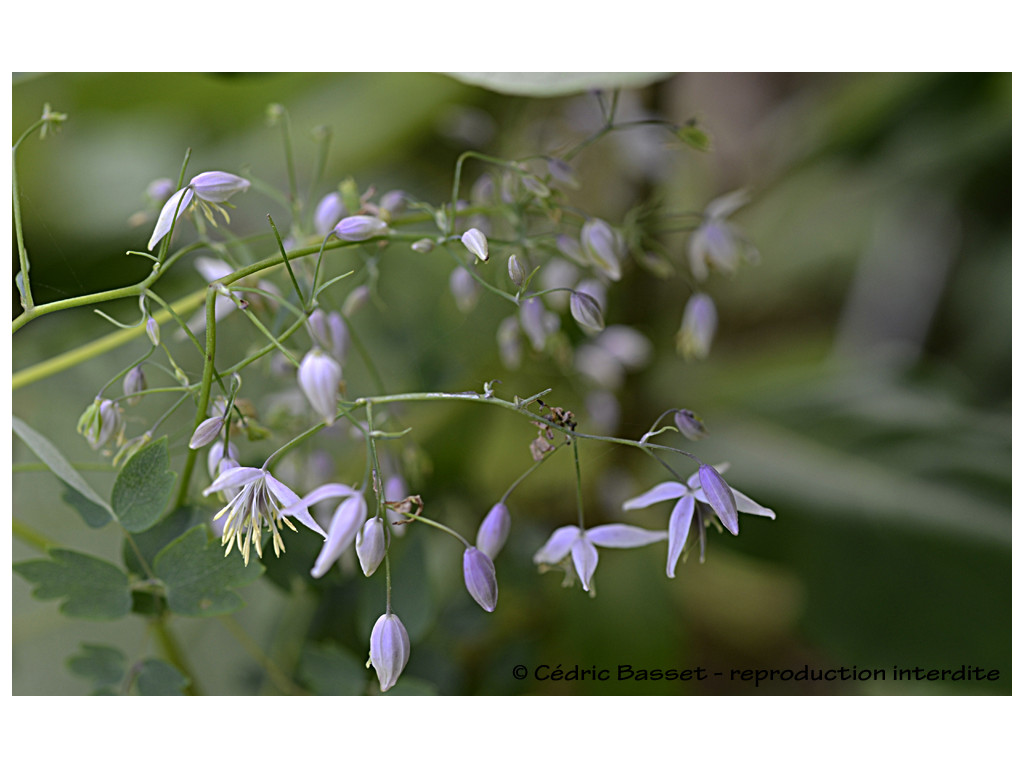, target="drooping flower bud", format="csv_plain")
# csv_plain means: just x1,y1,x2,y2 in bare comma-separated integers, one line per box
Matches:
356,517,387,577
581,219,622,281
189,416,225,450
298,349,342,425
411,238,435,254
369,612,411,692
570,290,605,334
507,254,526,287
476,503,511,560
314,191,347,236
145,317,160,346
676,293,717,360
463,546,498,612
460,228,489,262
674,409,708,441
123,366,146,406
698,463,738,535
449,267,480,313
206,439,239,480
333,215,388,241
